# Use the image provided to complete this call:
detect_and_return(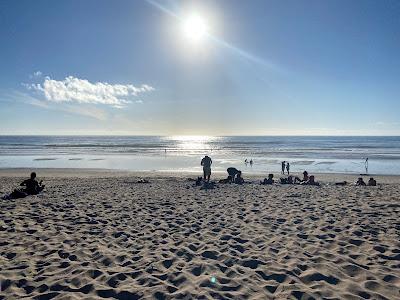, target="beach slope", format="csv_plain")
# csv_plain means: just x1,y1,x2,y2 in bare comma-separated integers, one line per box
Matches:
0,170,399,299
